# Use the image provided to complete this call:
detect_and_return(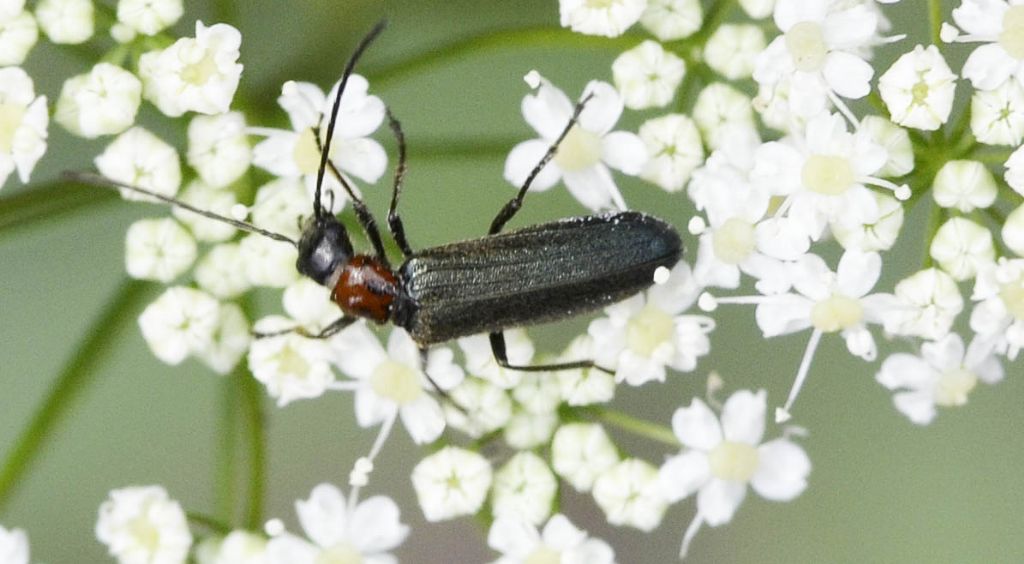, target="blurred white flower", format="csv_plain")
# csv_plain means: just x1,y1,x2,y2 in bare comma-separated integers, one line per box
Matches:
831,192,905,252
444,376,513,438
251,77,387,213
459,329,533,389
551,423,620,492
0,66,47,189
932,160,997,212
0,9,38,66
705,24,766,80
195,302,250,375
1004,203,1024,256
559,0,646,37
195,243,251,299
640,0,701,41
96,485,192,564
504,73,646,211
692,83,756,151
95,126,181,202
971,79,1024,145
859,115,914,177
203,531,267,564
124,217,197,282
491,451,557,525
139,21,242,116
612,40,685,109
877,333,1003,425
250,177,312,241
929,217,996,281
1004,143,1024,195
503,408,558,449
659,390,810,557
740,0,775,19
239,234,299,288
172,180,239,242
188,111,251,187
971,258,1024,360
117,0,182,35
885,267,964,340
592,458,667,531
638,113,704,192
945,0,1024,90
265,483,408,564
56,63,141,138
248,315,335,406
412,446,493,521
0,524,28,564
487,514,615,564
878,44,957,130
138,286,220,365
36,0,93,43
556,336,616,405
